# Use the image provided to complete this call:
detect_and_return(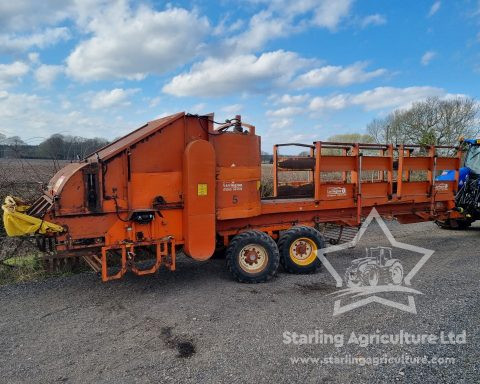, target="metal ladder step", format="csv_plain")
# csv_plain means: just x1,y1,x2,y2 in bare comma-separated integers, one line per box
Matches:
82,254,102,273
